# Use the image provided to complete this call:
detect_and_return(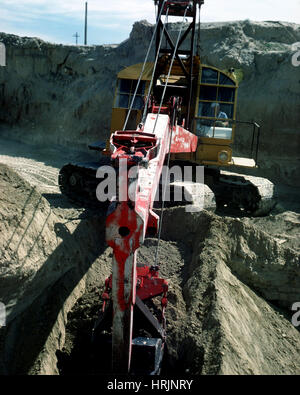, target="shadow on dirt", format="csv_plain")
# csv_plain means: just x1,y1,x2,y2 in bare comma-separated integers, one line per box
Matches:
0,202,107,375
